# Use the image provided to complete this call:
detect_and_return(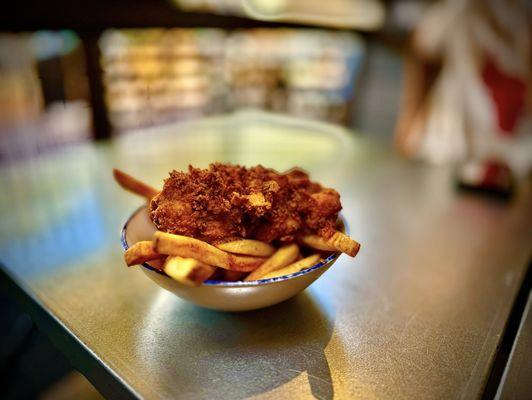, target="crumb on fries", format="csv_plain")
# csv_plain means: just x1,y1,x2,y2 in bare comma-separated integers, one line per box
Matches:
153,231,265,272
124,241,165,266
244,244,300,281
118,165,361,284
163,256,216,286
